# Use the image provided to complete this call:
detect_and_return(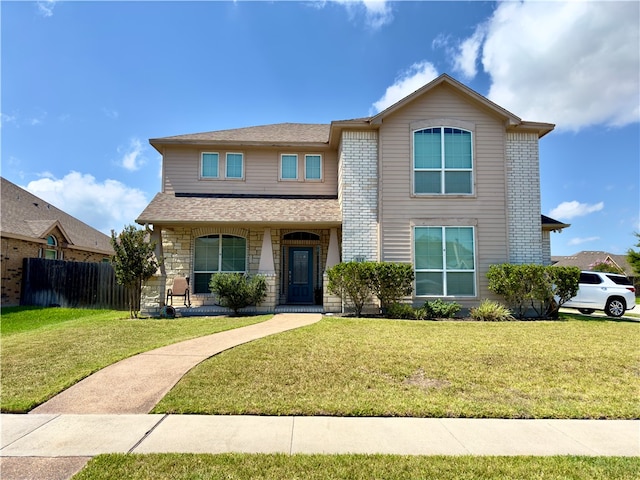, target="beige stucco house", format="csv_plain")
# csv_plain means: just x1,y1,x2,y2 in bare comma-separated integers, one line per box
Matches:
136,74,567,314
1,177,114,306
